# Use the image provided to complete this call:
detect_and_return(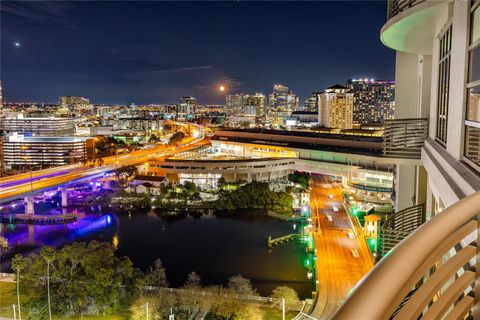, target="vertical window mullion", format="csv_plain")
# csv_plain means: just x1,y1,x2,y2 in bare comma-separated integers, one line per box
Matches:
436,25,452,146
